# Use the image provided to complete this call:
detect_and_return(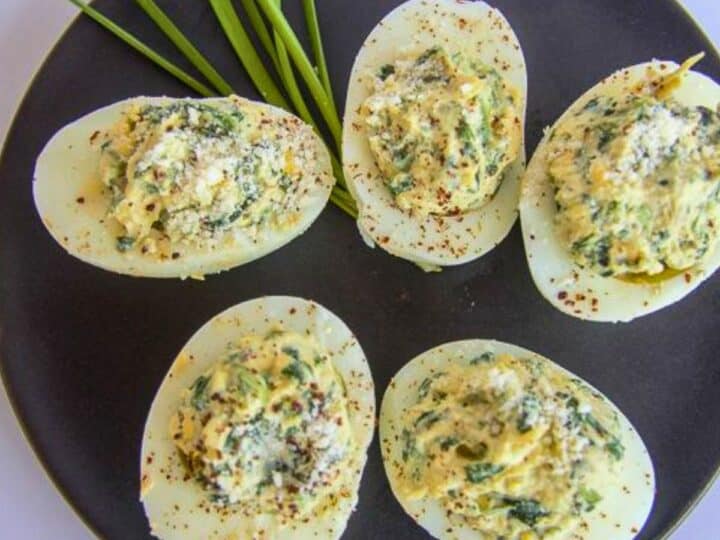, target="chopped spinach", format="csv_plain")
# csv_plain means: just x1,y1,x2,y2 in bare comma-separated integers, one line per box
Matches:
388,173,414,196
439,436,459,451
470,352,495,365
508,499,550,527
415,46,440,65
576,486,603,512
401,428,418,462
465,462,504,483
581,97,600,112
378,64,395,81
115,235,135,252
505,498,550,527
414,410,442,429
190,375,210,411
516,393,541,433
281,347,313,384
209,493,230,506
605,437,625,461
